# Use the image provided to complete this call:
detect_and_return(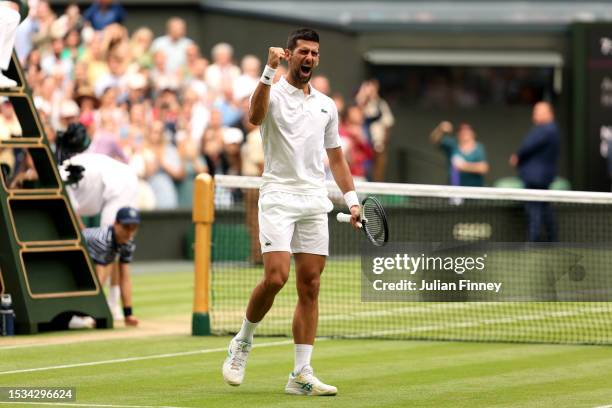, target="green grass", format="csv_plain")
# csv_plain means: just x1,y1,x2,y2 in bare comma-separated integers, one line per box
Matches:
2,336,612,407
2,263,612,407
